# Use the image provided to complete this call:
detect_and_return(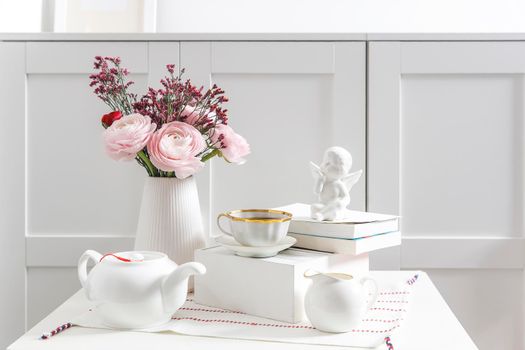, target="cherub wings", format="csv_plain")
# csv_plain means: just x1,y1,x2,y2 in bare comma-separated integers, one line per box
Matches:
309,161,324,195
310,162,362,194
342,169,363,192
